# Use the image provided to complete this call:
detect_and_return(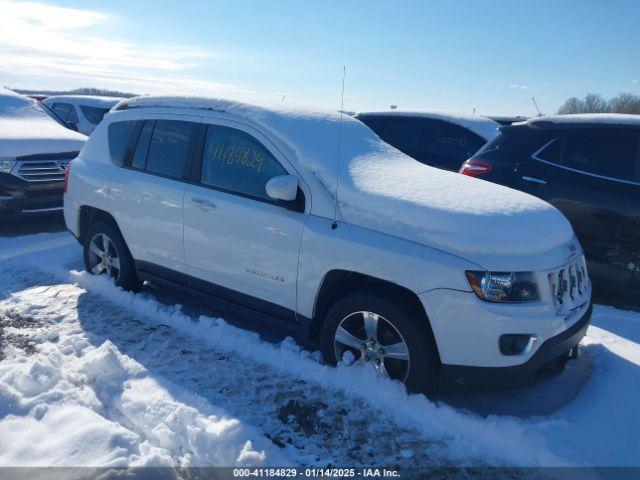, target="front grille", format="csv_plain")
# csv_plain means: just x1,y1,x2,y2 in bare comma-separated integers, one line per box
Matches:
13,160,69,183
548,255,590,315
